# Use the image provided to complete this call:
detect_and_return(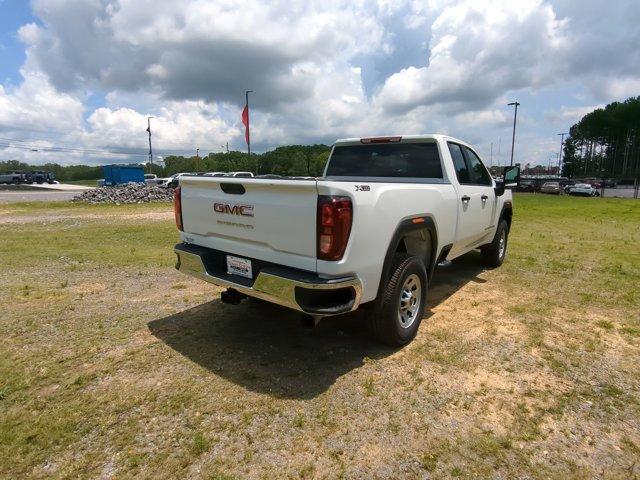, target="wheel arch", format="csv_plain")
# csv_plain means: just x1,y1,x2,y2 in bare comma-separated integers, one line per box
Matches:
500,200,513,230
375,215,439,306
